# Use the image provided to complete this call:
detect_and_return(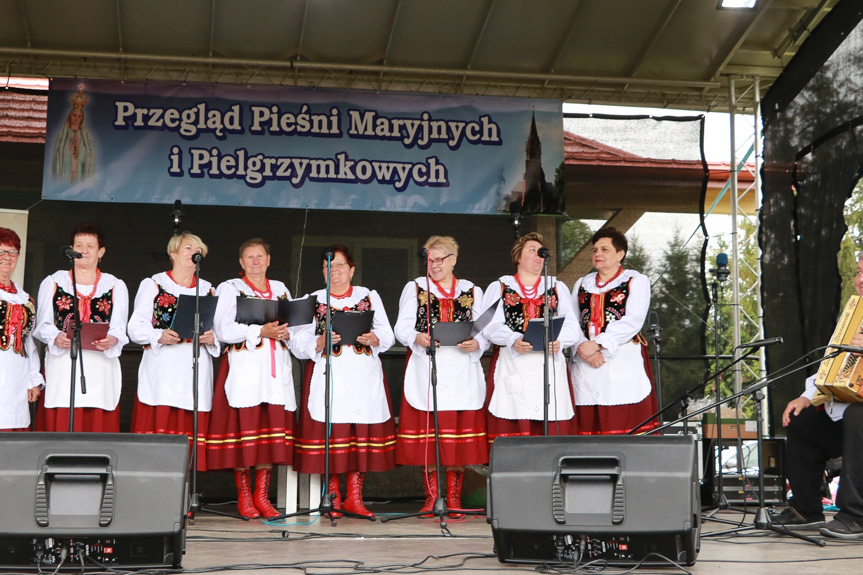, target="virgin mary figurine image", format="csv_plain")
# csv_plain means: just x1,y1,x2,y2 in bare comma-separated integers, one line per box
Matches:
53,84,96,184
